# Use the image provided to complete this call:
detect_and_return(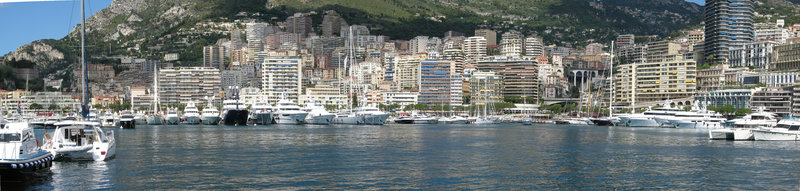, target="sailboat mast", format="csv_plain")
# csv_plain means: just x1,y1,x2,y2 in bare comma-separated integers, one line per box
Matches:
80,0,89,118
609,41,614,117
